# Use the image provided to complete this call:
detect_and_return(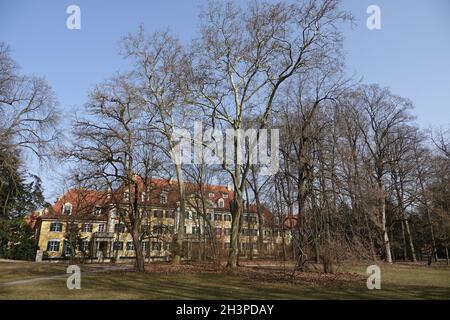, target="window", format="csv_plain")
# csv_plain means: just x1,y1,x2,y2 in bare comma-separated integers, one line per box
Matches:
215,228,222,236
126,241,135,251
244,215,257,223
224,242,231,249
164,242,171,251
192,226,201,235
165,210,174,219
205,213,212,220
123,192,129,201
142,225,149,233
153,210,163,218
186,211,191,220
114,223,125,233
264,230,271,236
222,193,228,199
62,241,71,255
243,229,257,236
118,208,127,217
152,242,161,251
141,241,148,251
152,225,163,234
214,213,222,221
80,241,90,252
81,223,93,233
217,198,225,208
208,192,215,198
63,203,72,215
224,228,231,236
160,194,167,204
113,241,124,251
162,186,170,192
47,240,60,252
93,207,102,216
98,224,105,233
141,192,146,202
224,214,232,221
49,222,62,232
